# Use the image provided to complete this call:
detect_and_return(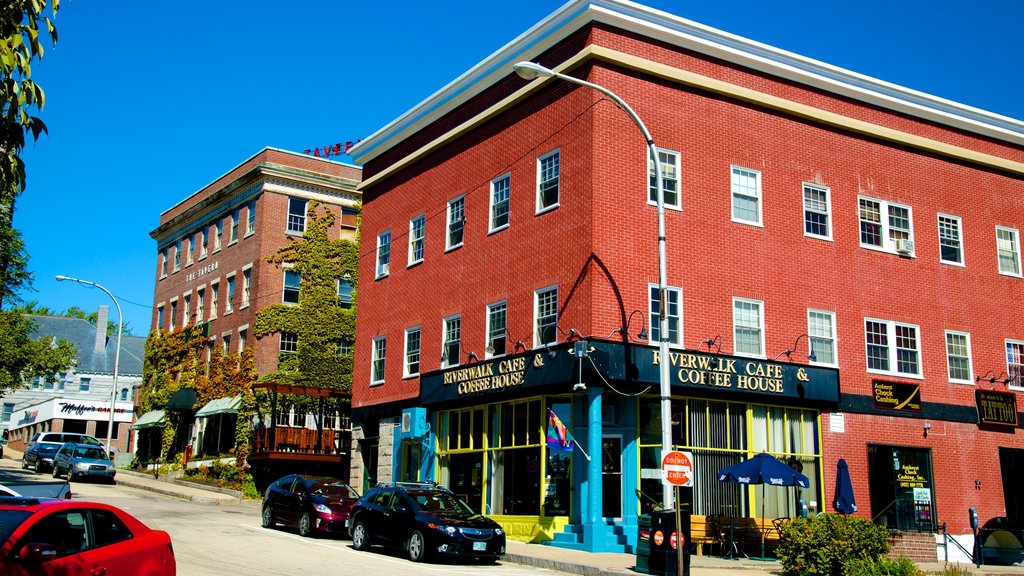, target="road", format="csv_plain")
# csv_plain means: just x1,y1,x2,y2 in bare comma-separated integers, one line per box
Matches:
0,458,563,576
